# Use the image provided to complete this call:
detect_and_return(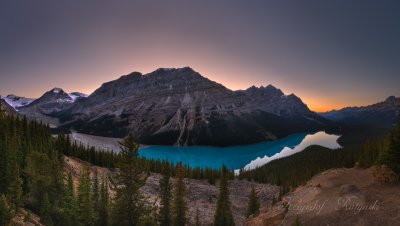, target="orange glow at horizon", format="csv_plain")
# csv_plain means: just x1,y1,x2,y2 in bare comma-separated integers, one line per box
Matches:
301,97,372,113
306,103,344,113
